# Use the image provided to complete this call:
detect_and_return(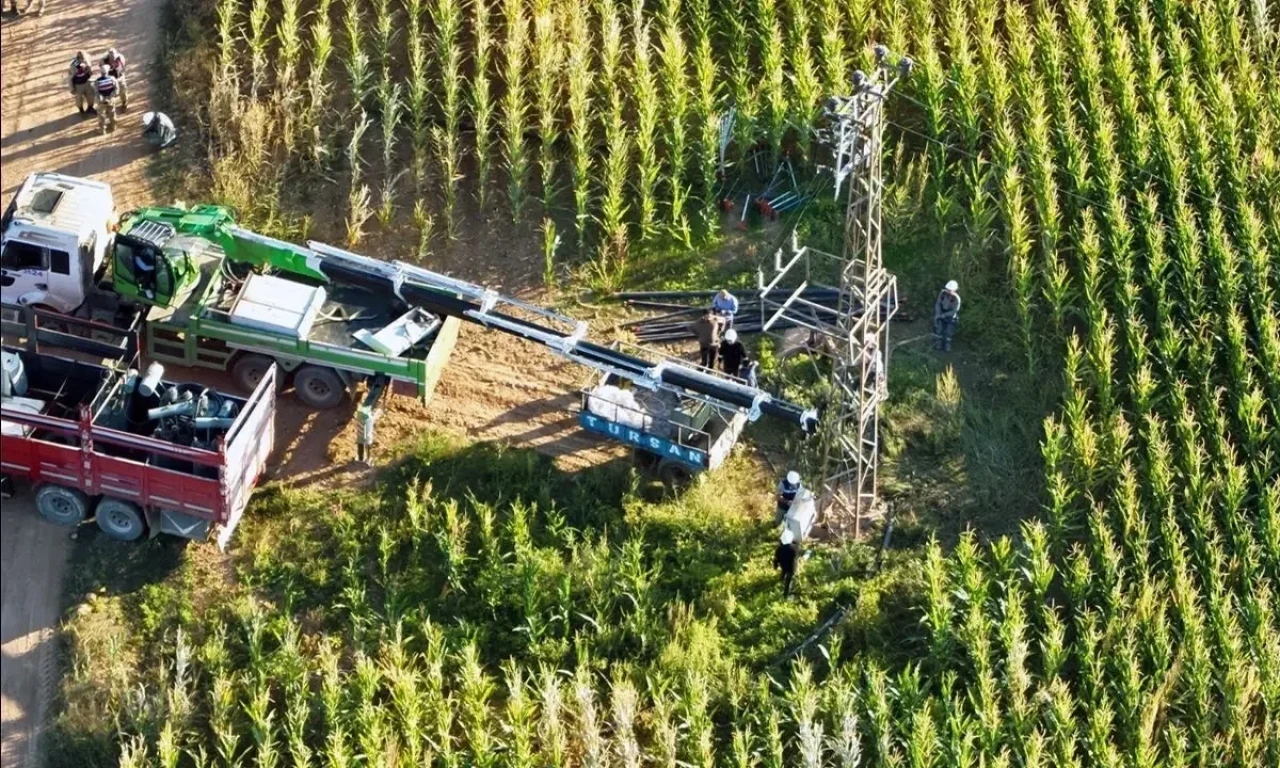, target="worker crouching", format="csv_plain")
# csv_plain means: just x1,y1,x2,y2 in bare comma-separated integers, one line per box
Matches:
142,112,176,149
